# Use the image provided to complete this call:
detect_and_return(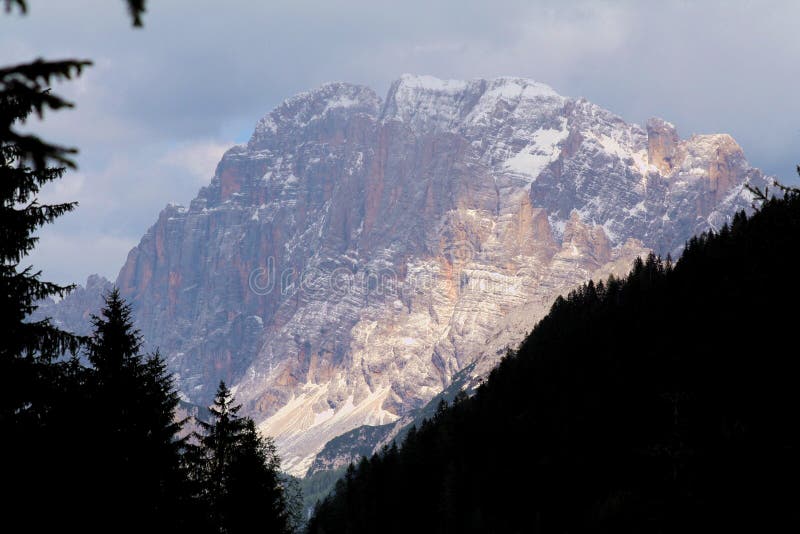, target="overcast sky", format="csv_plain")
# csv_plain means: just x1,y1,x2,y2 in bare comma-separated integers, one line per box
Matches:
2,0,798,286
